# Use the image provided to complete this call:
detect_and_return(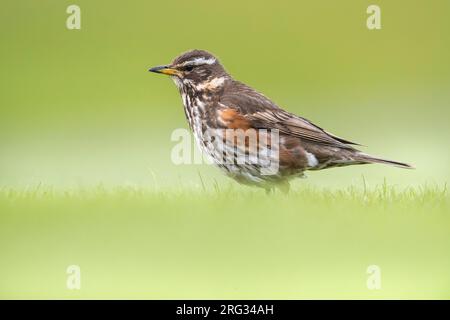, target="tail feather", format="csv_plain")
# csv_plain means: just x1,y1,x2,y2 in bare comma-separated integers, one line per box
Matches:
357,153,414,169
